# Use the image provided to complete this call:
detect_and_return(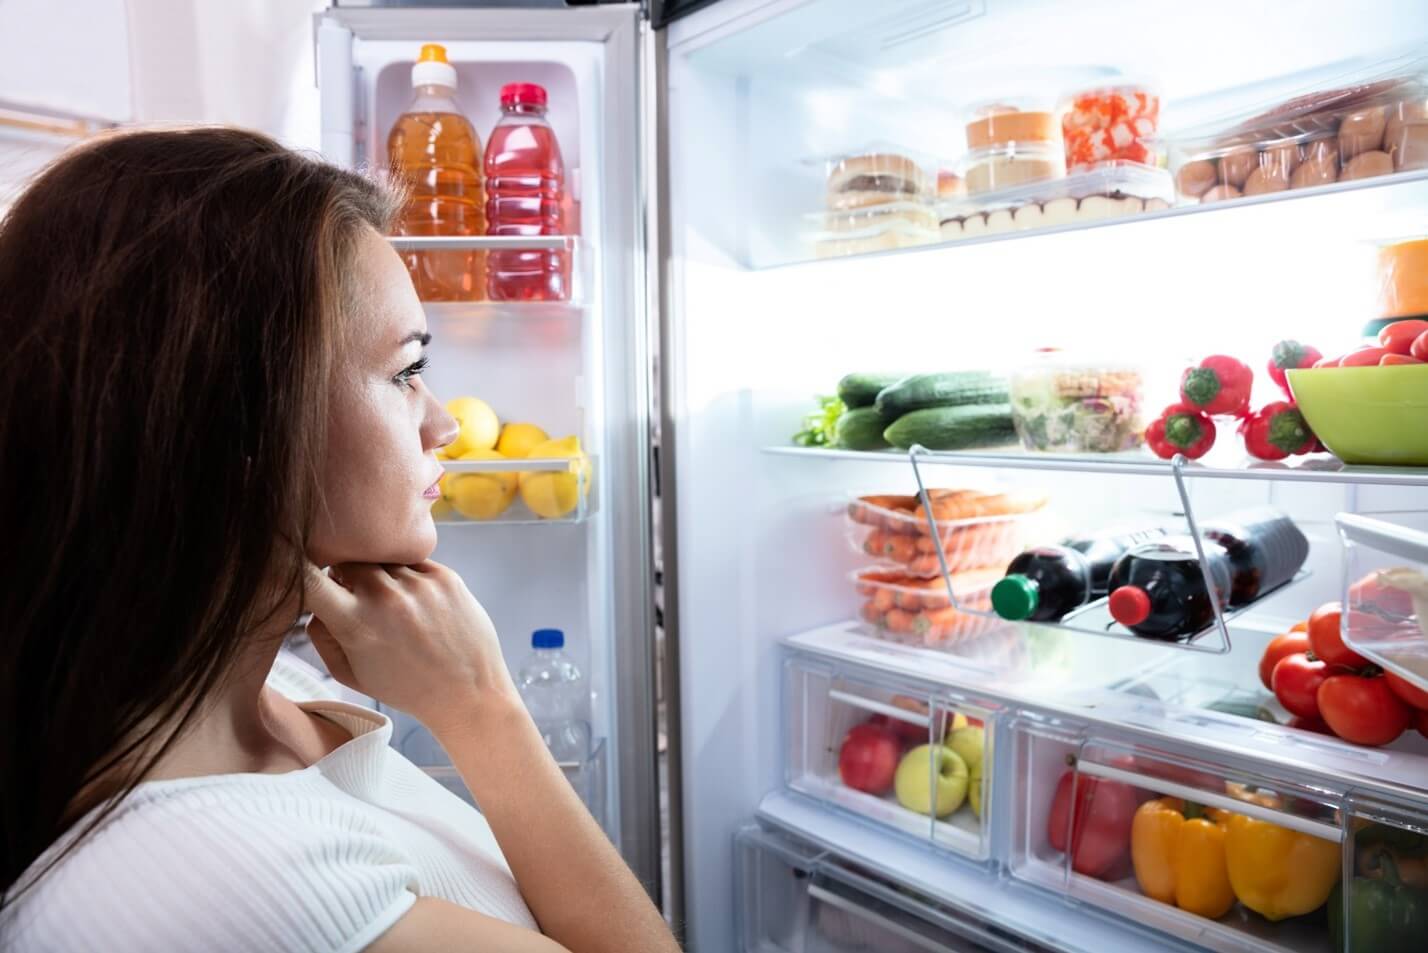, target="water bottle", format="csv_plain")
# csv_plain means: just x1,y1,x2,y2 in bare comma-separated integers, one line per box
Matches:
516,629,590,764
